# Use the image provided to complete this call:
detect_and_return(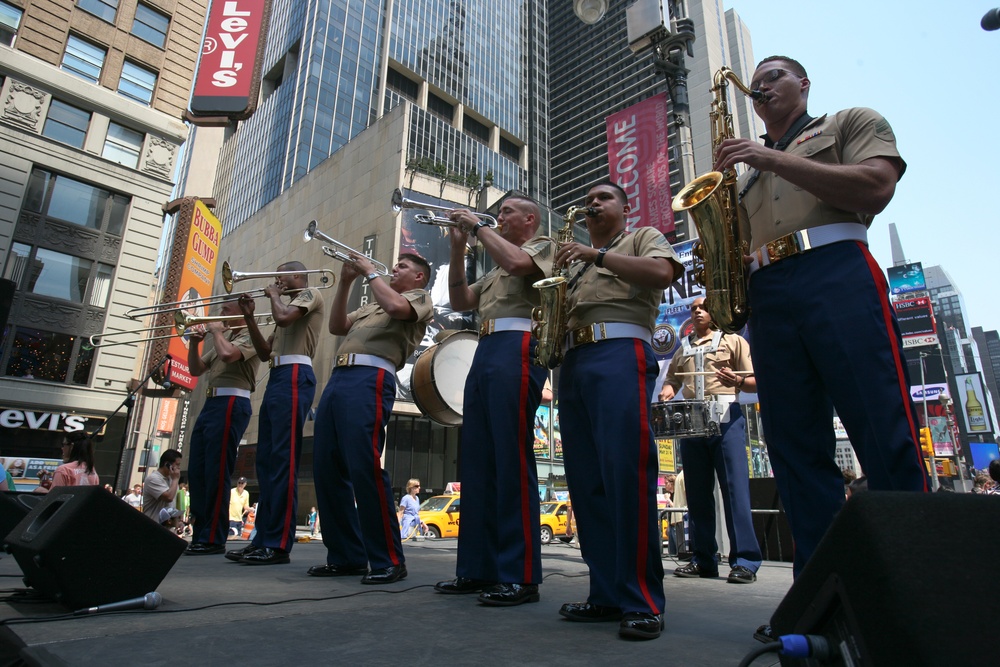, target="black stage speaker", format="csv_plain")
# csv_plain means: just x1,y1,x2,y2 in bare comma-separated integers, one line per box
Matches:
771,491,1000,666
4,486,186,608
0,492,43,544
749,477,793,563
